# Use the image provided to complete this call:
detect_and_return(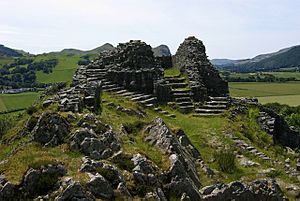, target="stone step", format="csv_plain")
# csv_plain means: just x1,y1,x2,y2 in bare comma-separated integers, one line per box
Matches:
195,108,225,114
154,107,162,112
205,101,228,105
140,97,157,104
193,113,222,117
116,89,128,95
159,110,169,115
200,104,227,109
171,89,191,93
144,103,154,108
86,72,106,76
175,97,192,102
102,84,118,89
165,77,186,83
166,114,176,118
179,105,194,111
129,93,145,99
177,101,193,107
167,83,189,89
120,92,136,97
87,77,103,82
131,94,153,101
86,69,107,73
209,96,228,101
104,86,124,92
165,74,181,79
173,92,190,98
